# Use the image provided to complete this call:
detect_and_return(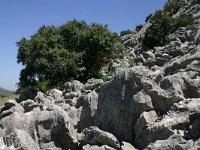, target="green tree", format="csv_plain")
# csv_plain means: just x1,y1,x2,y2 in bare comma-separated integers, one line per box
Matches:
59,20,121,80
143,10,174,49
82,23,120,79
17,20,121,91
17,25,83,91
